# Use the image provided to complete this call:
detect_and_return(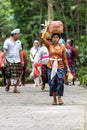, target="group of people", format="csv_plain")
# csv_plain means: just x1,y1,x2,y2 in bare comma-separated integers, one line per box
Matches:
0,27,80,105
